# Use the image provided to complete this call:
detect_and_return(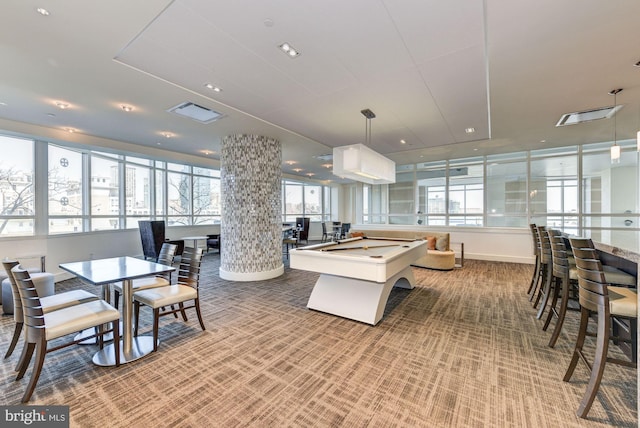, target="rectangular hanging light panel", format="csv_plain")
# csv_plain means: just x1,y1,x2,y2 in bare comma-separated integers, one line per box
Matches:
332,144,396,184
